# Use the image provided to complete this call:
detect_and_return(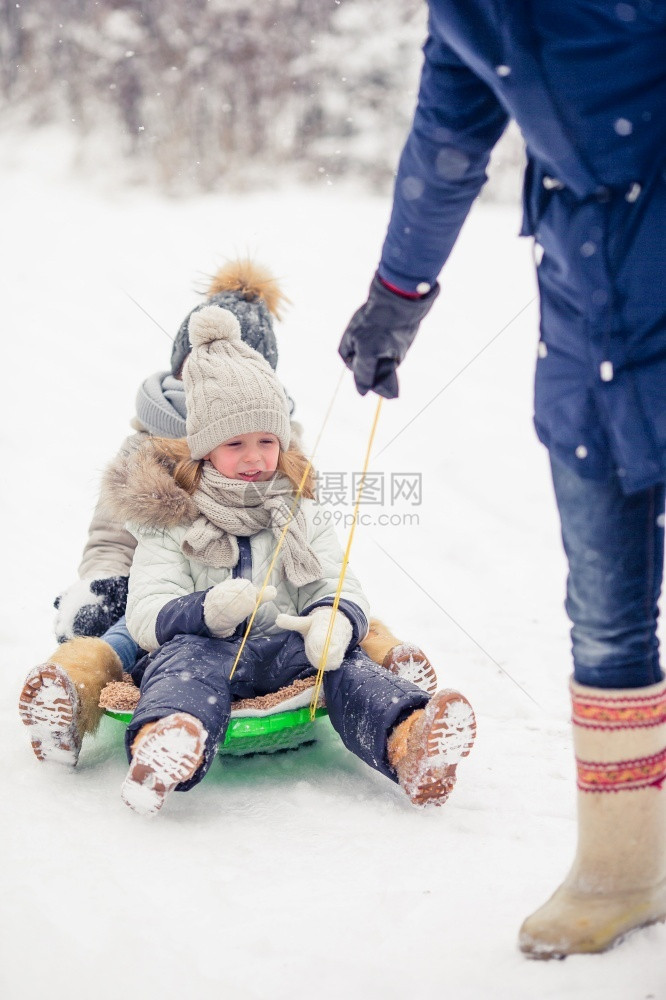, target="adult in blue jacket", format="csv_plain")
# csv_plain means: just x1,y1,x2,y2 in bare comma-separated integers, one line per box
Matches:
339,0,666,959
